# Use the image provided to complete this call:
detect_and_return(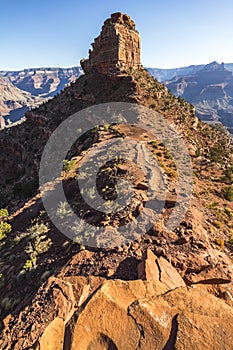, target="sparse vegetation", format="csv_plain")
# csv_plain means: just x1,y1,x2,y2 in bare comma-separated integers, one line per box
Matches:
63,159,76,173
0,208,9,219
209,145,224,163
221,186,233,201
0,209,11,240
103,123,111,131
23,219,52,270
222,166,233,184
